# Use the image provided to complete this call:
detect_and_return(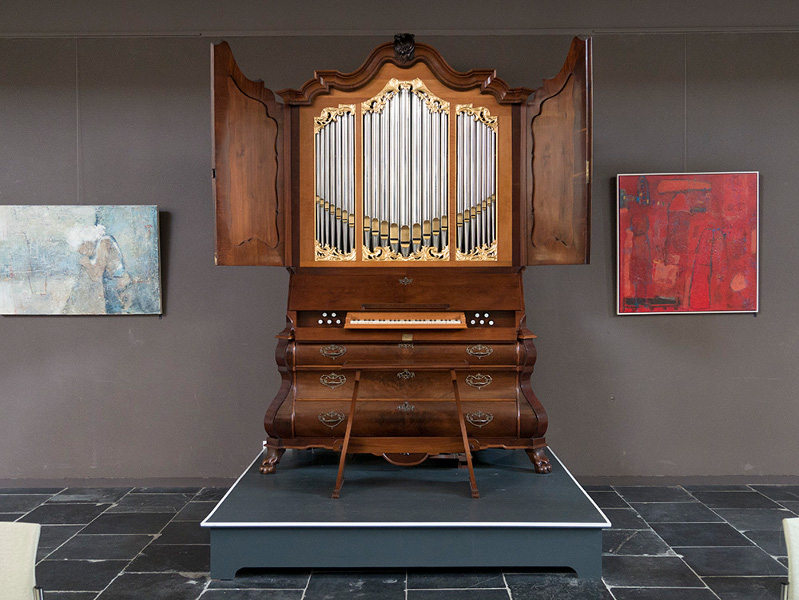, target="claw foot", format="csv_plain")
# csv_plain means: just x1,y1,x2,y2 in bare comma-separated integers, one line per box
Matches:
526,448,552,474
259,447,285,475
